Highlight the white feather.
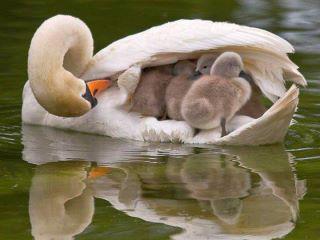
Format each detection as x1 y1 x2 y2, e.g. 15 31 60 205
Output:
82 19 306 102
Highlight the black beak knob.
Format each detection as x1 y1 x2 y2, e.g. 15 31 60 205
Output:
82 83 98 108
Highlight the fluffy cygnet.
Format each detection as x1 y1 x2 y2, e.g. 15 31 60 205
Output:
196 53 266 118
237 80 266 118
131 65 173 119
195 53 219 75
181 52 252 137
165 60 196 120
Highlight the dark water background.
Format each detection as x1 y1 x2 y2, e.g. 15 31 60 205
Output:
0 0 319 239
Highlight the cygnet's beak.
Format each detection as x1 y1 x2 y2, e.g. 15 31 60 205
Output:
191 70 202 79
239 71 254 83
82 79 112 108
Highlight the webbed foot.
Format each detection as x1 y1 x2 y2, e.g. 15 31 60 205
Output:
220 118 227 137
193 128 201 137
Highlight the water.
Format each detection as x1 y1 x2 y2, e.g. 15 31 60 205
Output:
0 0 319 239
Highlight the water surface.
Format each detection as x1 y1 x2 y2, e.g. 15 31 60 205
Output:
0 0 319 239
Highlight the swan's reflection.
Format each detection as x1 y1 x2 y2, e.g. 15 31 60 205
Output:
29 162 94 240
23 125 305 240
22 124 194 165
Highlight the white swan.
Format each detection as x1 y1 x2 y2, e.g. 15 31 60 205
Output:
22 15 307 145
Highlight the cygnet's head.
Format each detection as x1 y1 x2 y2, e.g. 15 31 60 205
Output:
196 54 219 75
173 60 196 76
210 52 244 78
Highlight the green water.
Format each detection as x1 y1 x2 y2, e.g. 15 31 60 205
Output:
0 0 319 239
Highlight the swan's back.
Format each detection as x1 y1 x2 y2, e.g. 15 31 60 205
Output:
82 19 305 102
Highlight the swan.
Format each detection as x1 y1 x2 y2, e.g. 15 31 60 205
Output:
22 15 307 145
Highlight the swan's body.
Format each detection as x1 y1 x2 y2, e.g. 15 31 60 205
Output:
22 15 306 145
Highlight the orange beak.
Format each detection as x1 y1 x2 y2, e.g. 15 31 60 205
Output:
86 79 112 97
88 166 111 179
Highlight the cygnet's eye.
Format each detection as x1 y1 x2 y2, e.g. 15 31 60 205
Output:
203 66 208 69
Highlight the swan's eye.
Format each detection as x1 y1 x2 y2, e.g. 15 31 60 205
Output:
203 66 208 69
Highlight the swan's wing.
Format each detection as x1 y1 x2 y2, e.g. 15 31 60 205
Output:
214 84 299 145
82 19 306 101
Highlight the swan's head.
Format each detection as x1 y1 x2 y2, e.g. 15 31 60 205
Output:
195 54 219 75
28 15 112 117
30 69 111 117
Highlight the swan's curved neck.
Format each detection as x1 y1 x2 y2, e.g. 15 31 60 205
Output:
27 15 94 117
